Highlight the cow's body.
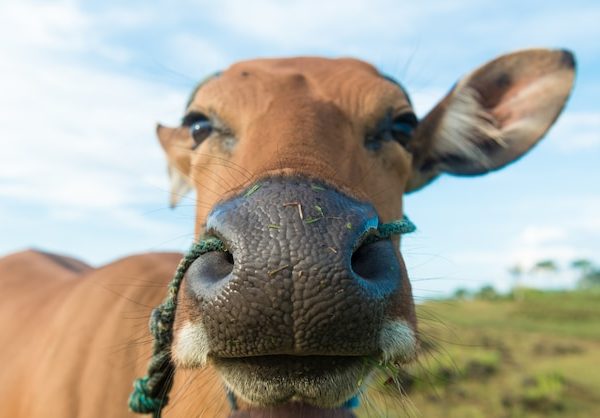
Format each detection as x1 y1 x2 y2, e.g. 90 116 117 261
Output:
0 50 574 417
0 251 229 417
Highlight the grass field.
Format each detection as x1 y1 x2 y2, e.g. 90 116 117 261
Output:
357 289 600 417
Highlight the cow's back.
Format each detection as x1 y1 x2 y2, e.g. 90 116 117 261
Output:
0 250 227 417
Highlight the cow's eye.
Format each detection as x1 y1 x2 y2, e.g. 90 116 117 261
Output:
390 112 418 146
182 112 214 149
365 112 418 151
190 119 213 148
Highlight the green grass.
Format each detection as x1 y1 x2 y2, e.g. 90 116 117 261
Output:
357 289 600 418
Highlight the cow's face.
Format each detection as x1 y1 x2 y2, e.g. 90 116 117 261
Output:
157 50 574 412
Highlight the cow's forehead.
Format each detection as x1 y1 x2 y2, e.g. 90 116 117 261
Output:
187 57 413 119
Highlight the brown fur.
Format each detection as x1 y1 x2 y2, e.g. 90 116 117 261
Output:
0 49 574 417
0 250 230 416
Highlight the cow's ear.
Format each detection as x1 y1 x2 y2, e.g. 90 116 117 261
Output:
156 123 194 208
407 49 576 192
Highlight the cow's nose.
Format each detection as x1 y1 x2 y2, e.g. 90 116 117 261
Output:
184 177 402 357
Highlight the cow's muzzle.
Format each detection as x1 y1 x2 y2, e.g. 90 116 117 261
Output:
187 177 402 357
179 176 411 407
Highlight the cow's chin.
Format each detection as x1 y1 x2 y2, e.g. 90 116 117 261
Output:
213 354 369 409
227 402 357 418
173 319 418 410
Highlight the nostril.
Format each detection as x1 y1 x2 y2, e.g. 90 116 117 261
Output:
351 240 394 281
224 250 234 266
188 249 235 285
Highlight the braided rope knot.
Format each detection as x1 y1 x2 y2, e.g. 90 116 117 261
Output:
362 216 416 245
376 217 417 237
129 216 415 417
129 376 167 414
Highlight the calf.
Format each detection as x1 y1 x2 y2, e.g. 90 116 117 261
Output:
0 49 574 417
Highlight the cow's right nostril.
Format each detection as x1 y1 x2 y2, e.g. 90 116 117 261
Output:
350 240 396 282
223 251 234 266
188 250 235 285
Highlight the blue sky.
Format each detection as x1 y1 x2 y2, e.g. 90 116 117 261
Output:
1 0 598 299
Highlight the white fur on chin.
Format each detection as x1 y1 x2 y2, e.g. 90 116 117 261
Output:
173 321 210 368
378 319 418 363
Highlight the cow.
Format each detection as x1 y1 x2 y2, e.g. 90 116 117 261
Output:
0 49 575 417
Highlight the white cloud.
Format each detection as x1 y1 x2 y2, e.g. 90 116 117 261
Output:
547 111 600 151
167 33 233 76
0 1 188 224
447 250 505 266
0 59 184 207
200 0 472 56
503 5 600 55
0 1 141 63
519 225 568 246
205 0 410 50
0 1 89 52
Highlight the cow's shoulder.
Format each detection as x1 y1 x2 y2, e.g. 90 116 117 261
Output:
0 249 91 286
68 252 183 308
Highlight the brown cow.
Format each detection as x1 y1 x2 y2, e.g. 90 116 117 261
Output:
0 49 575 417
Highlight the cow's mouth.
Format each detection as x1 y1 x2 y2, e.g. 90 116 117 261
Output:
213 354 370 411
228 402 356 418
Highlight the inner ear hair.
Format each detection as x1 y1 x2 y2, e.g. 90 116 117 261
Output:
433 86 506 174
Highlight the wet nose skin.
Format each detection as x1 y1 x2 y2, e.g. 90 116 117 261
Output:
185 177 402 357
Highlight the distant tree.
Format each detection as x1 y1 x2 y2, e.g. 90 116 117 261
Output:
508 264 525 300
453 288 470 300
571 259 600 289
475 285 498 300
508 264 524 278
531 259 559 274
578 270 600 289
571 259 593 275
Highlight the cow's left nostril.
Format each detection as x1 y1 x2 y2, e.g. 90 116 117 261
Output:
350 240 396 282
188 250 235 285
224 250 234 265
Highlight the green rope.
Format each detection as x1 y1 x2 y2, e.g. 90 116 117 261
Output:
376 217 416 237
128 237 225 418
128 217 415 417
